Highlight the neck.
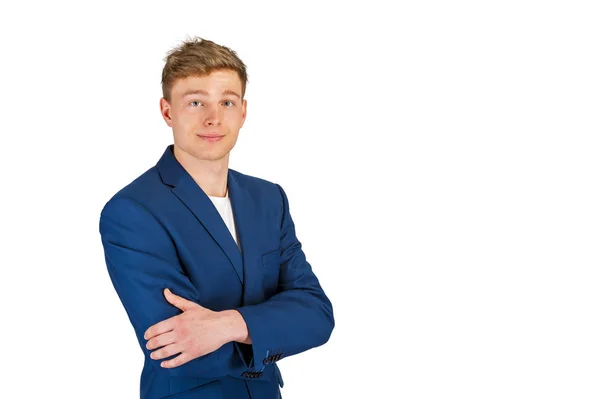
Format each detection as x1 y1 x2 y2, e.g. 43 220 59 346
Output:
173 145 229 198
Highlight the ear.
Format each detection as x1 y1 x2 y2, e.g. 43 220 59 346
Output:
240 99 247 127
160 97 173 127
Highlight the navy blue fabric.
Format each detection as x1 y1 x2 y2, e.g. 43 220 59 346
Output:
99 145 334 398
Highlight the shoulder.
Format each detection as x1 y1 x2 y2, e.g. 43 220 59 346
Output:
229 169 291 215
99 166 165 218
229 168 283 196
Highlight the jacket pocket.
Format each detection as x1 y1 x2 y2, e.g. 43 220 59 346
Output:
165 377 222 398
262 248 280 267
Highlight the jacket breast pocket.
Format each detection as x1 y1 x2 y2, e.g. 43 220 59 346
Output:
261 248 281 298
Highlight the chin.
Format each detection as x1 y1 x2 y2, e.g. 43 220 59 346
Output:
195 150 230 162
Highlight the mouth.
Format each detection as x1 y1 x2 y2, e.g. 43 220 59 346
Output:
197 134 224 143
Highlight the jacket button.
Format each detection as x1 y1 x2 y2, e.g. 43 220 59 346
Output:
242 371 263 379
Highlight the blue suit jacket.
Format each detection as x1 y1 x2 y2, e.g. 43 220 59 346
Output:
99 145 334 399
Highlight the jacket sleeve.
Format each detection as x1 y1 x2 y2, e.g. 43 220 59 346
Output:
99 196 234 378
235 183 335 369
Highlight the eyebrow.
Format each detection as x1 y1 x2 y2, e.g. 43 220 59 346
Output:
182 89 241 99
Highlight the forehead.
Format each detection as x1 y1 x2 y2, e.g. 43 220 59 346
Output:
171 70 242 96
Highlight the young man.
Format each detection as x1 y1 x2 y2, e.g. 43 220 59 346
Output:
98 37 334 399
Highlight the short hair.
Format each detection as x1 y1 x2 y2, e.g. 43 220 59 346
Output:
161 36 248 102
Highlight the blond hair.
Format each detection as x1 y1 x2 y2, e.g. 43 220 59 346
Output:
161 36 248 102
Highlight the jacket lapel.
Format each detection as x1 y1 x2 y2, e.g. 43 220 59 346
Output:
156 145 244 285
227 169 261 305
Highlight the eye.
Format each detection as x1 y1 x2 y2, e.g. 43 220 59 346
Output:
189 101 203 107
223 100 235 107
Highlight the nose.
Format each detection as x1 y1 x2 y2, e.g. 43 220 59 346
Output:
204 104 222 127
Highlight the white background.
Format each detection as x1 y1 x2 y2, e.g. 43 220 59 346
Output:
1 1 599 398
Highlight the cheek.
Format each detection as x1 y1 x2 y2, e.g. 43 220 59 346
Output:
176 110 200 130
225 111 244 127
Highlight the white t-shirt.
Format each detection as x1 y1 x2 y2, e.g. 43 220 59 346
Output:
207 188 240 250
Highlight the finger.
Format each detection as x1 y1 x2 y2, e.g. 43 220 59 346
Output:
146 330 177 351
150 343 182 361
164 288 196 312
161 351 193 368
144 316 177 340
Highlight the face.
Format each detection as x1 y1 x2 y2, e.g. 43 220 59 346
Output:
160 69 247 163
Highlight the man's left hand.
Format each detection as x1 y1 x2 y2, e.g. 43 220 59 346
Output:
143 288 240 368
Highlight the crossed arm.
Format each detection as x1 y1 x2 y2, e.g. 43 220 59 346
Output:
142 287 250 368
99 184 334 376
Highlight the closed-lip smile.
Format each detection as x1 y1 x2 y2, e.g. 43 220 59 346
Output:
197 134 224 142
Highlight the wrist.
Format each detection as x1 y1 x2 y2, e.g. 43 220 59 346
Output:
220 309 250 344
